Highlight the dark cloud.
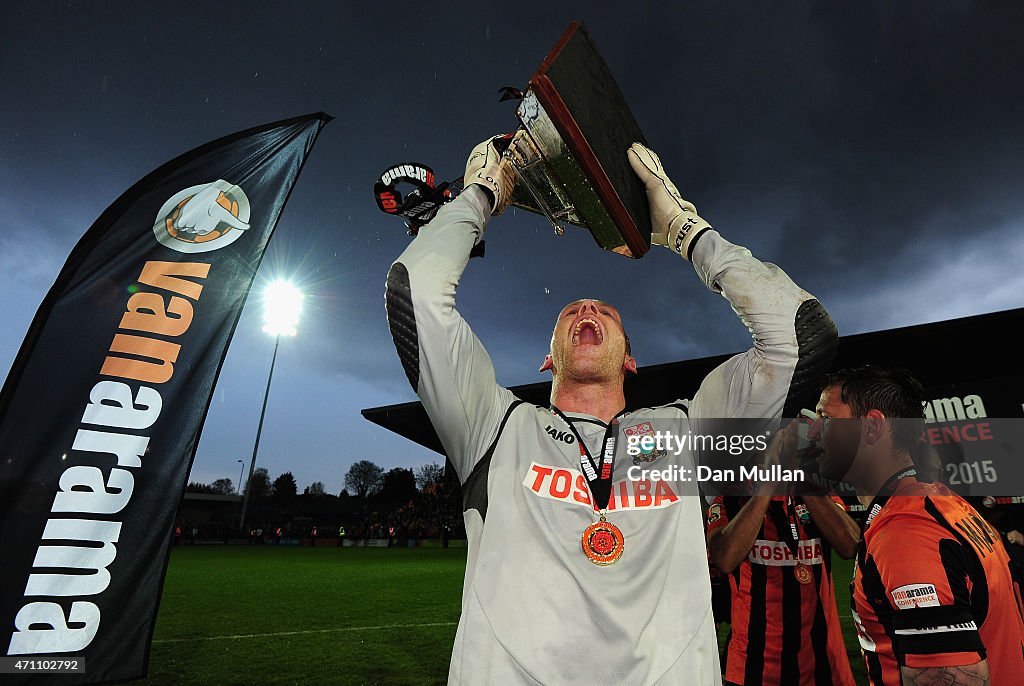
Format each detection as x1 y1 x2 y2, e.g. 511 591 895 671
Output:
2 2 1023 487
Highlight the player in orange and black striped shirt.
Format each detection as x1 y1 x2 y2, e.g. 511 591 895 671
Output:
707 432 861 686
809 365 1024 685
852 478 1024 685
708 415 860 686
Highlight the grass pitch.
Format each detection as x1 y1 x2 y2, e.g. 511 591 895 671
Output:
144 547 464 685
143 546 865 685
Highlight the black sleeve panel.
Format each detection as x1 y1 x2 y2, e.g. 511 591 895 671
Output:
780 299 838 419
462 400 525 522
385 261 419 391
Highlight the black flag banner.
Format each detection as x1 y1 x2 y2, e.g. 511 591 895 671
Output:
0 112 330 683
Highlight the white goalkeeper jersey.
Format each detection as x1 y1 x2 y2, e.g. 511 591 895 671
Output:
384 188 836 685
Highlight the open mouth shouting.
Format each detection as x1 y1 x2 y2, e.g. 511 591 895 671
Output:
572 317 604 346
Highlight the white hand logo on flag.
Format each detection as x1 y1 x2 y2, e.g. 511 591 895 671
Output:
173 183 250 235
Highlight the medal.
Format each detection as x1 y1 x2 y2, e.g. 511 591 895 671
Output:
582 513 624 565
769 499 813 584
552 407 625 566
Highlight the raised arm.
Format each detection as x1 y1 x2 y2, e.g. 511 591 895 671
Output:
687 232 836 420
384 137 518 480
801 495 860 559
628 143 837 422
706 495 771 574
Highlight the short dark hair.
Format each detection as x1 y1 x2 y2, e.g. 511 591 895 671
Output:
822 365 926 453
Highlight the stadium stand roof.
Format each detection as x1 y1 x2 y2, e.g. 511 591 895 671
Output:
361 307 1023 455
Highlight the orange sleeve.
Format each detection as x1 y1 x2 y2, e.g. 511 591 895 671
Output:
868 514 984 669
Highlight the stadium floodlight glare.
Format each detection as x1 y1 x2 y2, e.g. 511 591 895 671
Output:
239 281 303 530
262 280 304 337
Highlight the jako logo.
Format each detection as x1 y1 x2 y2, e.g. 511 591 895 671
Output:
544 425 575 444
153 180 250 253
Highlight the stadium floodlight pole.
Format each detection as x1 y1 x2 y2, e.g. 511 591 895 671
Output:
236 459 245 495
238 280 303 531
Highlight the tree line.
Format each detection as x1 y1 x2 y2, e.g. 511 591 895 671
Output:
185 460 446 501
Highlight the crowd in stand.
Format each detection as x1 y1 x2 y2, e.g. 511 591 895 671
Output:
345 482 465 540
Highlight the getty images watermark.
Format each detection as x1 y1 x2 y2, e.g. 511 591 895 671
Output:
623 429 807 484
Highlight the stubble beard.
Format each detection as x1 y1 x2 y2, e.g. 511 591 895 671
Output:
557 342 625 386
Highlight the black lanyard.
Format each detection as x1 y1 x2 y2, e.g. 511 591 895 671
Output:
856 467 918 573
551 407 620 512
864 467 918 531
765 497 802 556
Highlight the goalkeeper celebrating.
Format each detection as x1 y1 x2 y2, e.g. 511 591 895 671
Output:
384 136 837 684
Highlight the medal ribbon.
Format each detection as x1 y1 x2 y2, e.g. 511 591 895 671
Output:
765 497 802 556
856 466 918 574
551 407 620 512
864 467 918 530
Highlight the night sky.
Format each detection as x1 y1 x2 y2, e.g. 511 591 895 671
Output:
2 2 1023 493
